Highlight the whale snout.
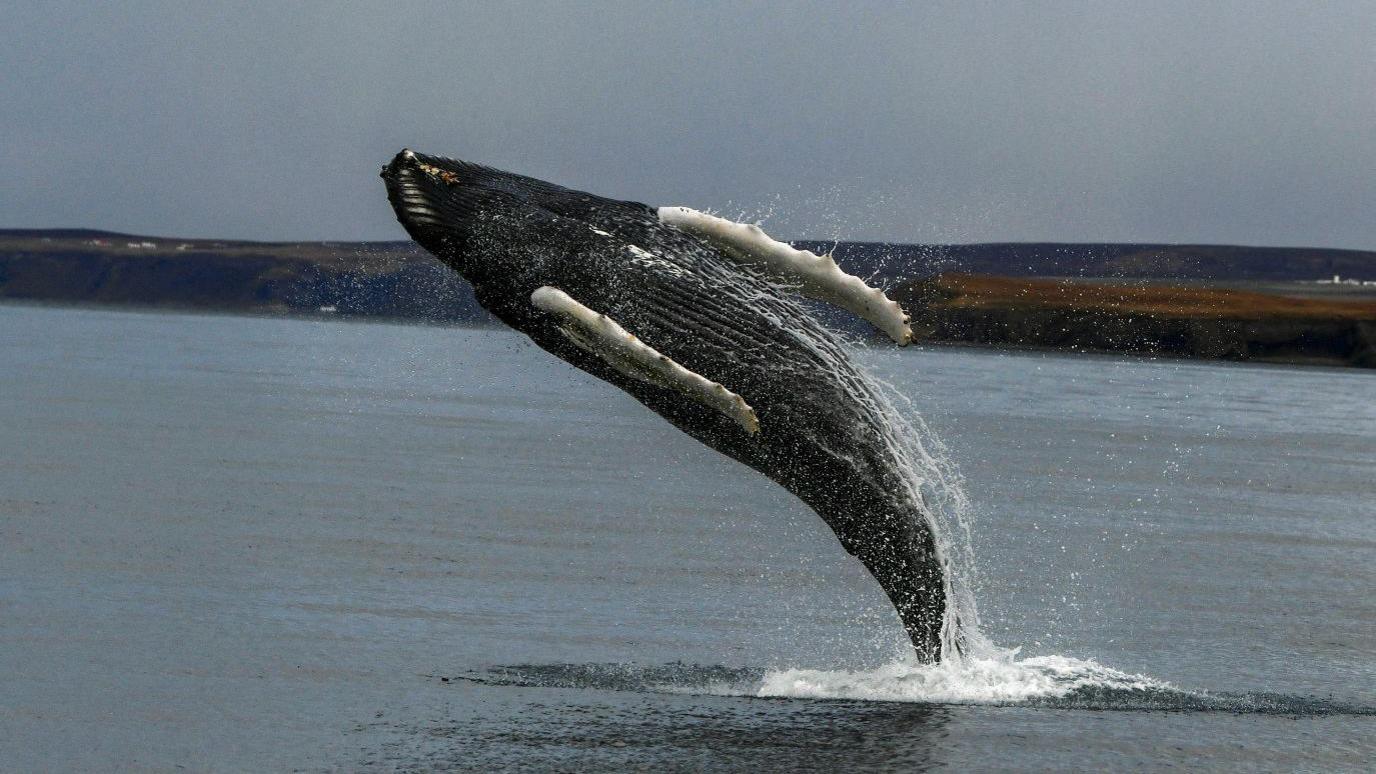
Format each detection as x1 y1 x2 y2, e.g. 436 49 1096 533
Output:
379 147 417 176
381 149 484 253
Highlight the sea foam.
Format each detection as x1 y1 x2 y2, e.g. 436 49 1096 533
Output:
756 653 1169 704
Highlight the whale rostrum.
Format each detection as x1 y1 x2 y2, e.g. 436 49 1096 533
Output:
657 206 913 345
530 286 761 434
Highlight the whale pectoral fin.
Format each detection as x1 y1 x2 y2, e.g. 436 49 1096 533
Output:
530 286 760 435
657 206 913 345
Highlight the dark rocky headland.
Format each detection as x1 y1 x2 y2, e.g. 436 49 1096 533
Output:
3 229 1374 368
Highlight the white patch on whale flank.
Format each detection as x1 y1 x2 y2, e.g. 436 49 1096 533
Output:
530 286 760 434
656 206 913 345
624 243 690 277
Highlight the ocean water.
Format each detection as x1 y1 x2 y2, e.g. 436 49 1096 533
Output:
1 303 1372 771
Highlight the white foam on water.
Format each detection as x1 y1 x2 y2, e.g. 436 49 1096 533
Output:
756 653 1171 704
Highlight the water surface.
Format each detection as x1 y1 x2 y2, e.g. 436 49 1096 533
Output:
1 304 1372 770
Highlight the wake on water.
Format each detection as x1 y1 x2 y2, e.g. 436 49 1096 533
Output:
454 660 1374 716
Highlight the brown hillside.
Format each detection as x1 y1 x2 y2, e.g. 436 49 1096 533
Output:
914 273 1376 321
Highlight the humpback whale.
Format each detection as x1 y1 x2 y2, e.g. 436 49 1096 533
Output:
381 150 951 662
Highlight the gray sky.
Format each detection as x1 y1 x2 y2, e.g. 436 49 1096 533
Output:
3 1 1373 248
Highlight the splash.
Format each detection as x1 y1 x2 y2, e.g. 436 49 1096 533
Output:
686 211 989 662
864 367 990 662
757 654 1166 704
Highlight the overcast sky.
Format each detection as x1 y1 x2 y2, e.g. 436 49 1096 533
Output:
3 1 1373 248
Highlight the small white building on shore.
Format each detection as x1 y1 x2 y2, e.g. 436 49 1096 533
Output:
1314 274 1376 286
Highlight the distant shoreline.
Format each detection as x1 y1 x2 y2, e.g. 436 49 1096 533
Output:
7 297 1367 377
0 296 492 330
3 228 1373 369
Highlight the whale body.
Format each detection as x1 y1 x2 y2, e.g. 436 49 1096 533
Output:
381 150 950 661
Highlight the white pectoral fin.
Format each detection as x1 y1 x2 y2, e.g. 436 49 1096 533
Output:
657 206 913 345
530 286 760 434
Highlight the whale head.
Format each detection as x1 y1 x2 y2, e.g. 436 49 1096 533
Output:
379 150 499 274
381 148 659 290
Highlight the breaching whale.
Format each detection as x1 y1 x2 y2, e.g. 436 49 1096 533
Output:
381 150 950 661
